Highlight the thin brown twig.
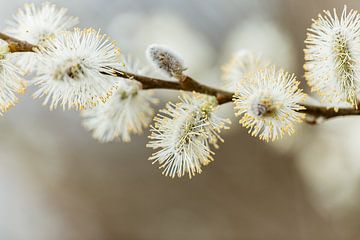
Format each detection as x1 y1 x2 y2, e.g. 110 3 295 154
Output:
1 32 360 121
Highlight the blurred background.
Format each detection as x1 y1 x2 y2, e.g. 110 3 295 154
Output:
1 0 360 239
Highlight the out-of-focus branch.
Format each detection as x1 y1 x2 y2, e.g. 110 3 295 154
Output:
2 32 360 122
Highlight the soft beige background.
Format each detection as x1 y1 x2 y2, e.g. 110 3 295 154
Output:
1 0 360 239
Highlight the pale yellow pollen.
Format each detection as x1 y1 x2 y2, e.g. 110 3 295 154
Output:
333 31 357 107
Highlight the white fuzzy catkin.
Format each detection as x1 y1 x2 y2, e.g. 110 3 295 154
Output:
33 28 121 110
5 2 79 73
0 41 26 114
222 49 269 92
81 57 158 142
146 44 186 78
147 93 230 178
233 66 305 142
304 5 360 108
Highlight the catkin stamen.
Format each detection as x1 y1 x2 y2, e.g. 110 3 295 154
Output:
54 58 85 81
333 31 357 106
251 97 277 117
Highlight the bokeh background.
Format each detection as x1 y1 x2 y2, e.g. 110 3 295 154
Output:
1 0 360 239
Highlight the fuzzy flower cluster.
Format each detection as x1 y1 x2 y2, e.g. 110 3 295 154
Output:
33 28 121 110
222 50 268 91
305 5 360 108
5 2 79 73
147 93 230 178
233 67 306 141
82 57 158 142
0 40 26 114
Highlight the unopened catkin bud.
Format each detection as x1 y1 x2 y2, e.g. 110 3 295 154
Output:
146 44 186 78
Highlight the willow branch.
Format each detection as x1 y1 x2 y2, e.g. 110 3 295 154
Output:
110 68 233 104
298 105 360 119
0 33 36 52
1 32 360 121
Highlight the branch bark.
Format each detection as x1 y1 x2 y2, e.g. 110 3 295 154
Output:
299 105 360 119
0 33 36 52
1 32 359 121
110 68 233 104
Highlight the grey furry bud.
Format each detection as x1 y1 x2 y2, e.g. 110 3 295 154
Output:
146 44 186 78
